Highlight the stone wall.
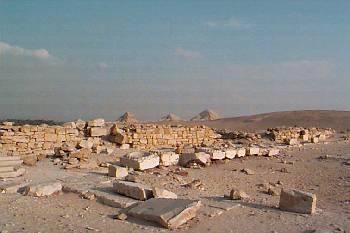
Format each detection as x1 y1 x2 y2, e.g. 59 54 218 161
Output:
0 119 112 158
110 124 218 149
267 127 335 143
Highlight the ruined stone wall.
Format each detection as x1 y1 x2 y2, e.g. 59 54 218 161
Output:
0 119 111 158
267 127 335 143
0 122 83 157
110 124 218 149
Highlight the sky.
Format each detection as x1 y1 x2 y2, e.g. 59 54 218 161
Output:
0 0 350 121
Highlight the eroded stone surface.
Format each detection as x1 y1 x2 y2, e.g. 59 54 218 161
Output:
279 188 316 214
127 198 201 229
113 181 153 201
24 182 62 197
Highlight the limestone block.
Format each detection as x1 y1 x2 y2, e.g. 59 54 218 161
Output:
88 118 105 127
127 198 201 229
236 148 246 157
120 152 159 171
279 189 316 214
108 165 128 178
44 133 57 142
152 187 177 199
113 181 153 200
224 149 237 159
179 152 210 167
89 127 107 137
246 147 260 156
24 182 62 197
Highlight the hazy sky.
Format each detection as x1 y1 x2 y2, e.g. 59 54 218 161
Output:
0 0 350 121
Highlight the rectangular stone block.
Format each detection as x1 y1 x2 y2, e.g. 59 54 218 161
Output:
279 189 316 214
246 147 260 156
127 198 201 229
89 127 107 137
108 165 128 178
120 152 159 171
225 149 237 159
113 181 153 201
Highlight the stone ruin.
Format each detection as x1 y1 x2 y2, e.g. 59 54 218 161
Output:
110 124 218 149
267 127 335 144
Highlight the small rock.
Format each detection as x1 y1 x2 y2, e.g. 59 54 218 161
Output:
114 213 128 221
152 187 177 199
241 168 255 175
229 189 249 200
267 186 280 196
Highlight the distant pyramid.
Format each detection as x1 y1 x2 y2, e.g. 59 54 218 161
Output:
161 113 182 122
190 109 220 121
118 112 138 123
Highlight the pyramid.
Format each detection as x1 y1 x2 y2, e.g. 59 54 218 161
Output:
161 113 182 122
190 109 220 121
118 112 138 123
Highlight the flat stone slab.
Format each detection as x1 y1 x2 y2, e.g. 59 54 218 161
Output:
0 181 30 194
113 181 153 201
24 181 62 197
127 198 201 229
0 166 14 172
90 188 139 208
207 200 241 211
0 160 23 167
279 188 316 214
0 168 25 178
0 156 21 161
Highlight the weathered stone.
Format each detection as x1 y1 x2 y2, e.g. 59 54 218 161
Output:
108 165 128 178
197 148 225 160
119 144 130 150
78 139 94 149
120 152 159 171
154 150 179 166
0 168 25 178
152 187 177 199
287 138 299 145
90 189 139 208
236 148 246 157
127 198 201 229
24 182 62 197
229 189 249 200
224 149 237 159
311 137 319 143
0 181 29 194
0 156 21 161
89 127 107 137
267 186 280 196
246 147 260 156
87 118 105 127
0 159 23 167
22 154 37 166
267 148 280 157
113 181 153 201
179 152 210 167
241 168 255 175
69 148 90 160
0 166 14 172
279 188 316 214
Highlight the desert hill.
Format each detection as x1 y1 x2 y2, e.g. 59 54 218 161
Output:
195 110 350 131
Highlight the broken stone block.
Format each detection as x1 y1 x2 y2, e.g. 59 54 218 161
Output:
246 147 260 156
197 148 225 160
311 137 319 143
87 118 105 127
120 151 159 171
0 181 30 194
266 148 280 157
78 139 94 149
229 189 249 200
279 188 316 214
152 149 179 166
89 127 107 137
179 152 210 167
119 144 130 150
75 119 86 130
108 165 128 178
287 138 299 145
24 182 62 197
22 154 38 166
69 148 90 160
90 189 139 208
113 181 153 201
236 148 246 157
152 187 177 199
127 198 201 229
224 149 237 159
0 167 25 179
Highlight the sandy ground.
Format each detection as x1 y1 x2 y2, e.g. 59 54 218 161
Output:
1 137 349 233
